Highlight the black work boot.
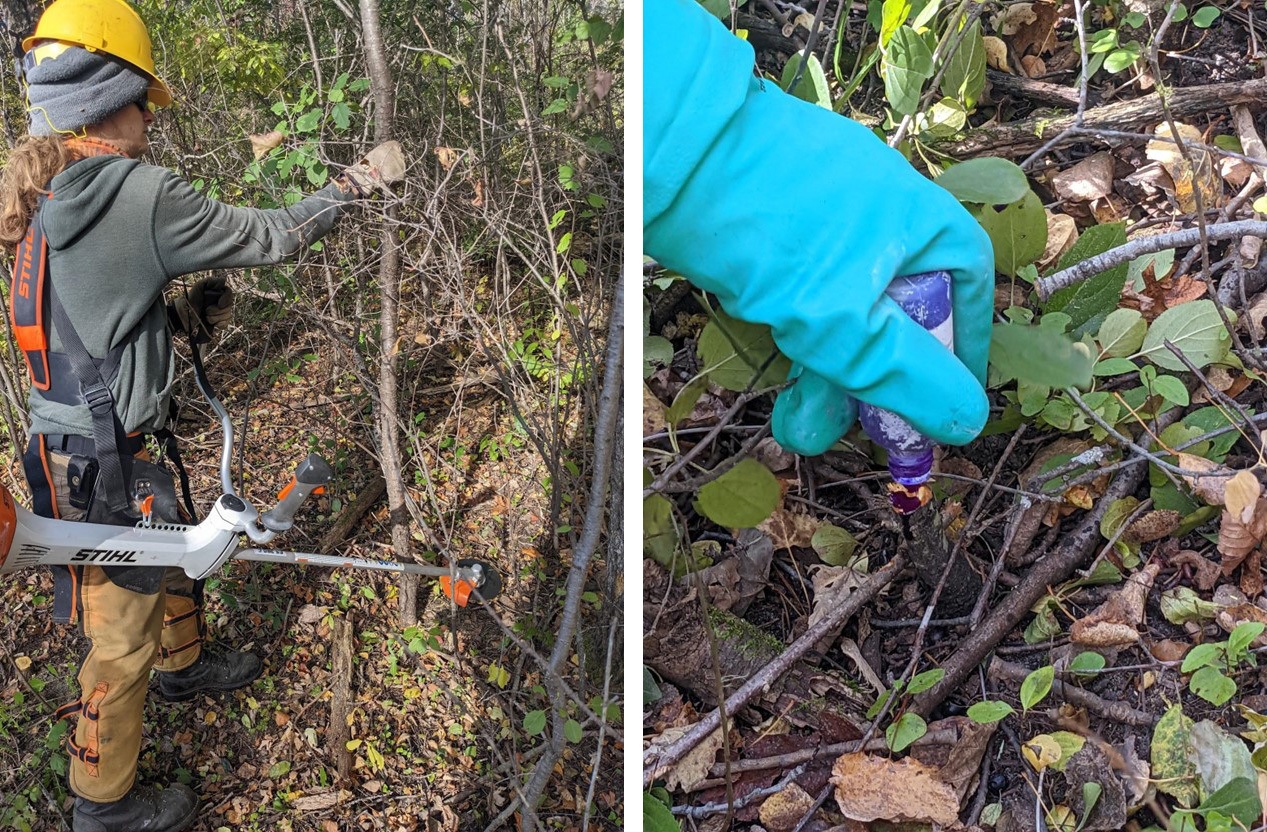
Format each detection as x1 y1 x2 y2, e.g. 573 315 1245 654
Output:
73 781 198 832
155 643 262 702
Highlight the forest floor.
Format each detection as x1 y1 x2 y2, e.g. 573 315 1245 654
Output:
644 2 1267 831
0 310 622 831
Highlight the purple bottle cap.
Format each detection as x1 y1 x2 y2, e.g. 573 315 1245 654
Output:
888 448 933 487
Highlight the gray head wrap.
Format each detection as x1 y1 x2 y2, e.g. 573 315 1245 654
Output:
24 45 149 136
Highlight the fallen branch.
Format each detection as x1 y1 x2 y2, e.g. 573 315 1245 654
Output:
939 77 1267 159
909 411 1180 719
988 657 1154 726
1035 220 1267 299
642 554 905 787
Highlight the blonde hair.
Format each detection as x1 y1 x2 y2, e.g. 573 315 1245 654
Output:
0 136 70 246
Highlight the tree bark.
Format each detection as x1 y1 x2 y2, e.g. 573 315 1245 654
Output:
357 0 417 624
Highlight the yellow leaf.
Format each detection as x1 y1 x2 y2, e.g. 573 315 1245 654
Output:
204 711 217 725
434 146 459 169
1022 733 1062 771
345 739 362 751
1225 469 1262 524
14 655 31 672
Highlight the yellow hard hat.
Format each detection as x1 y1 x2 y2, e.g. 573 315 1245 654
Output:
23 0 171 107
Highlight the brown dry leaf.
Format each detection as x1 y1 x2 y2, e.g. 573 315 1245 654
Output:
752 436 795 472
1170 549 1222 591
1125 510 1180 543
471 178 484 208
433 146 459 169
909 717 997 801
1070 562 1160 647
759 783 816 832
1120 262 1207 320
983 36 1010 71
248 129 285 159
644 384 667 436
1225 470 1262 524
939 457 982 499
1240 549 1263 598
1039 212 1080 269
1051 152 1117 203
1177 453 1235 505
694 528 773 614
659 723 724 791
292 791 342 812
995 1 1058 56
759 508 819 550
831 753 960 826
1217 496 1267 569
572 68 615 118
1219 155 1253 188
1149 638 1191 663
808 564 867 630
1146 123 1223 213
1247 292 1267 340
1021 54 1047 77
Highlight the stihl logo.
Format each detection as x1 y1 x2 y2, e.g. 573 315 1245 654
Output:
71 549 140 563
14 225 34 299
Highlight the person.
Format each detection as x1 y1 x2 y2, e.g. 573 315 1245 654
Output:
0 1 402 829
644 0 995 457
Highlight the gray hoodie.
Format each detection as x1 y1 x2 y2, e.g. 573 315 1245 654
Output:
31 155 352 437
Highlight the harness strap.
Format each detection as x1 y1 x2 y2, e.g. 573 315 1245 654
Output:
46 276 132 515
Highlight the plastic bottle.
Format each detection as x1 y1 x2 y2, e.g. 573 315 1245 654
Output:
856 271 953 514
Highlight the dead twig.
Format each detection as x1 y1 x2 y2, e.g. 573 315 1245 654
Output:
989 657 1154 726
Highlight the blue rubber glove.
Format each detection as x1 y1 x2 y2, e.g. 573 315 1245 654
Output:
645 0 995 455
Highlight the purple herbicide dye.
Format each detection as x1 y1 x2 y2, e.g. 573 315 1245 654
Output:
856 271 953 514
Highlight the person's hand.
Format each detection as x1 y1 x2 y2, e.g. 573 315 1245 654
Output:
645 0 994 456
173 276 233 343
338 140 406 197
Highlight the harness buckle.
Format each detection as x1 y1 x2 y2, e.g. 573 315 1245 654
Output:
134 479 154 527
80 383 114 415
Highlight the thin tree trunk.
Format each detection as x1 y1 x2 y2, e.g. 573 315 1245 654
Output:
357 0 418 624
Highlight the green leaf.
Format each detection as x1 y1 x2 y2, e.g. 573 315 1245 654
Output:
644 791 682 832
967 700 1015 723
886 712 927 752
644 494 680 568
1228 622 1266 660
939 18 985 108
1198 778 1263 825
1024 603 1062 644
564 718 583 744
268 760 292 779
990 323 1093 387
879 0 912 46
1153 704 1200 807
697 311 790 392
1094 358 1138 376
811 523 859 566
1097 308 1147 358
666 378 706 425
331 102 351 131
936 157 1029 206
694 458 781 528
1161 587 1222 624
973 190 1047 277
294 108 322 133
644 666 663 705
883 26 934 116
1049 731 1087 772
1044 222 1130 335
644 336 674 378
921 97 966 138
907 668 945 694
1151 375 1190 407
1079 782 1103 831
1020 665 1055 712
1191 5 1221 26
1104 43 1141 74
1069 651 1106 676
523 710 548 736
541 98 569 116
1190 666 1236 706
1137 300 1231 371
781 52 832 109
